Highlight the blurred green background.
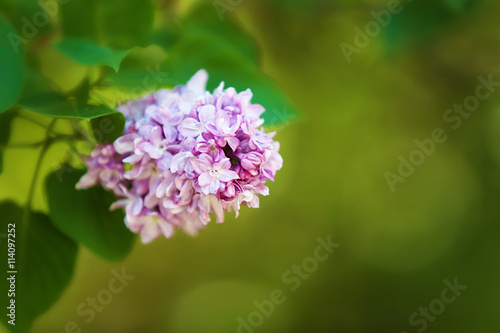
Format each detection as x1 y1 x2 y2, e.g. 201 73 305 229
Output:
2 0 500 332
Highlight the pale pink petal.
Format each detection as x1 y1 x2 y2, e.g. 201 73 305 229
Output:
157 153 172 171
171 152 193 173
208 195 224 223
198 172 213 187
209 179 220 193
179 92 197 114
143 145 164 159
150 126 164 145
113 134 136 154
110 199 128 211
76 170 100 189
158 220 174 238
163 126 178 143
186 69 208 96
123 154 142 164
131 197 143 215
141 219 161 244
214 158 231 171
190 155 212 174
226 136 240 151
198 105 216 124
178 118 203 137
217 169 239 182
155 179 168 198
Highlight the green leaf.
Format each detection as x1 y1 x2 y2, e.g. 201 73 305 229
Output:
383 0 479 52
105 68 163 92
59 0 154 49
90 112 125 144
150 25 181 52
441 0 477 12
59 0 99 41
257 0 326 12
54 38 131 72
74 77 90 107
0 110 17 174
19 93 118 120
0 201 78 333
99 0 155 49
104 51 172 93
45 169 135 261
164 31 297 125
182 3 260 64
0 0 53 43
0 15 25 112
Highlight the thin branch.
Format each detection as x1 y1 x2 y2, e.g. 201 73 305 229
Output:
20 119 58 263
0 135 77 151
17 112 50 130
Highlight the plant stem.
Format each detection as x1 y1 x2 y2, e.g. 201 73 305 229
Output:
0 135 77 152
0 142 43 150
17 111 50 129
66 141 87 165
20 119 57 262
70 119 96 146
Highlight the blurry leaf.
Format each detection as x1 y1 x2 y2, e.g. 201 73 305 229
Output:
150 26 181 51
0 110 17 174
264 105 297 128
165 31 297 125
262 0 326 12
0 0 53 43
21 66 52 98
441 0 477 11
384 0 452 51
19 93 118 120
0 201 78 333
54 38 131 72
45 169 135 261
106 69 157 91
0 15 25 112
59 0 99 41
182 3 260 64
105 66 172 93
90 112 125 143
100 0 155 49
384 0 479 52
104 48 171 93
74 77 90 107
59 0 154 49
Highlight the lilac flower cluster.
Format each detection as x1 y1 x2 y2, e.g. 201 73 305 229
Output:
77 70 283 243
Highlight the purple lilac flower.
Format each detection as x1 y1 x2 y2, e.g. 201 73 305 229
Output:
77 70 283 243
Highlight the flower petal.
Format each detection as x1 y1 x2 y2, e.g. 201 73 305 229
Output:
178 118 203 137
190 154 213 174
171 151 192 173
76 172 98 189
226 136 240 152
113 134 137 154
209 178 220 194
140 218 161 244
179 92 197 114
198 104 216 124
198 172 213 187
217 169 239 182
214 158 231 171
157 152 172 171
163 125 178 143
158 220 174 239
143 144 164 159
150 126 164 145
186 69 208 96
